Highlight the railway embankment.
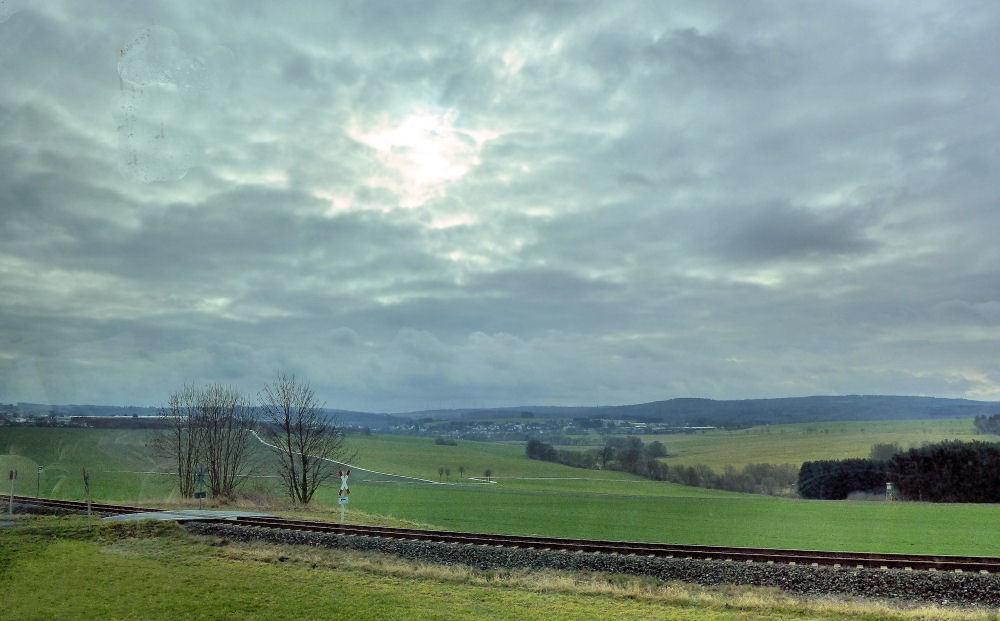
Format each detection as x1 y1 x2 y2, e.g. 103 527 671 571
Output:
186 521 1000 608
9 495 1000 608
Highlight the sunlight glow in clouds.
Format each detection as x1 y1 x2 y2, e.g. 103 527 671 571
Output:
352 108 499 208
6 1 1000 410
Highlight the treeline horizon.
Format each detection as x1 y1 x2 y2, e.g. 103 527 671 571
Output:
525 438 798 496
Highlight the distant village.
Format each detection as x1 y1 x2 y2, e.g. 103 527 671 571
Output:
0 403 714 440
387 415 714 442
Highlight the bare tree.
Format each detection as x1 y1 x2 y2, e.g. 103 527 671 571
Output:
258 372 351 504
199 384 257 498
153 383 256 499
152 385 202 497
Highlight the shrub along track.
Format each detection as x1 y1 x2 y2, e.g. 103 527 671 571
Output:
6 495 1000 606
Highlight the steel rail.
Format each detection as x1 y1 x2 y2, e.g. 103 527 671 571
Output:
3 494 153 515
6 495 999 573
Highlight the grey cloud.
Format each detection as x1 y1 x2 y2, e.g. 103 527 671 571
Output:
930 300 1000 325
645 27 795 89
708 203 881 262
328 327 362 348
281 54 317 88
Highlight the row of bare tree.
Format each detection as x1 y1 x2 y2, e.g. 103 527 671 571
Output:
153 373 351 504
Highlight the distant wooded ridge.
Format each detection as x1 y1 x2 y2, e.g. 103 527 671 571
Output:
5 395 1000 428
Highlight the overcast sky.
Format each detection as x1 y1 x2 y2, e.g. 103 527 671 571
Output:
2 1 999 412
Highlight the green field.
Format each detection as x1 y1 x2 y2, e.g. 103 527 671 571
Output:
5 425 1000 557
335 484 1000 556
0 428 177 502
647 418 984 469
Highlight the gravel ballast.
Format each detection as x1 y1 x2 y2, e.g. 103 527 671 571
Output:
184 522 1000 607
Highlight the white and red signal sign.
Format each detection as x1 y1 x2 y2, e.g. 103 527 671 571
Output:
338 470 350 505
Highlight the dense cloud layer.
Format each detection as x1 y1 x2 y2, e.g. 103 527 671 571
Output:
2 2 999 411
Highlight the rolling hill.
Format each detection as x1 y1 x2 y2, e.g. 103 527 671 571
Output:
7 394 999 429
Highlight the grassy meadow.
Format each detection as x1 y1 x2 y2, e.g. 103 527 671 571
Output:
646 418 985 469
0 428 176 502
5 422 1000 557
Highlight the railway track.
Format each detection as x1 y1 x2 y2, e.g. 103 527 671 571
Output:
3 494 153 516
6 494 999 573
222 515 1000 573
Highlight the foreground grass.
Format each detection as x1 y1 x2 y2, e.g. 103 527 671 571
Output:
2 515 996 620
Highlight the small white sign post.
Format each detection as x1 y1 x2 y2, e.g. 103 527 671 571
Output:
36 465 43 498
338 469 350 524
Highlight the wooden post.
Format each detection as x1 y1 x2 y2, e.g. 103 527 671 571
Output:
82 468 92 527
8 470 16 515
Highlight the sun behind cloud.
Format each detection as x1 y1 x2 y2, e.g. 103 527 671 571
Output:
351 107 499 208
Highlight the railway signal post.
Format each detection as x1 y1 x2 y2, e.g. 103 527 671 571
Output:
338 469 350 524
